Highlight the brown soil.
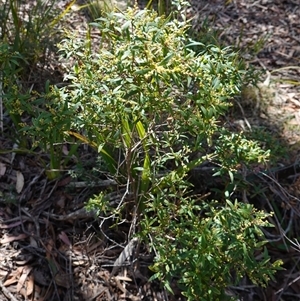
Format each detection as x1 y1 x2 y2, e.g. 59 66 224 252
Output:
0 1 300 300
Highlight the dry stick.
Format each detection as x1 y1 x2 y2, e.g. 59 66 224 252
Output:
0 279 18 301
86 287 108 301
98 186 132 247
111 237 139 278
232 98 252 131
19 169 45 203
262 189 294 245
113 276 141 301
275 257 300 297
20 207 41 238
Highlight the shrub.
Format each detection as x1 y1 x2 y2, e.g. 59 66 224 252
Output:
0 0 74 66
0 0 76 175
49 7 281 300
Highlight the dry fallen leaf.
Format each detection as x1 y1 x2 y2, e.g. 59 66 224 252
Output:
17 266 33 293
0 233 28 244
16 171 25 193
62 144 69 155
26 273 35 297
55 272 71 288
30 236 38 248
0 220 22 229
11 143 19 163
58 231 72 246
0 162 6 177
3 267 24 286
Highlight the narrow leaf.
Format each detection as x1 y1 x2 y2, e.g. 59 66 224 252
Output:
16 171 24 193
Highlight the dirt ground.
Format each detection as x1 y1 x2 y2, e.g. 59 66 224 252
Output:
0 0 300 300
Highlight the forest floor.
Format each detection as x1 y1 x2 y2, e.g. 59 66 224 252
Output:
0 0 300 300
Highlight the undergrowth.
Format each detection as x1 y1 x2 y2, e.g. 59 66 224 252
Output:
53 5 281 300
0 0 286 300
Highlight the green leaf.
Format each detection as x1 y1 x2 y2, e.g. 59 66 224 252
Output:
136 120 151 206
164 280 174 294
50 0 77 28
121 117 132 149
228 170 234 183
97 144 117 175
159 53 175 66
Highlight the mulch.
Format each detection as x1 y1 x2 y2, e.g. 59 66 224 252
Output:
0 0 300 300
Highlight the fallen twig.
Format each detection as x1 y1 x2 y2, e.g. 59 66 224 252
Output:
0 279 19 301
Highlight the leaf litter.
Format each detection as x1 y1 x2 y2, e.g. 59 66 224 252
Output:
0 0 300 300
